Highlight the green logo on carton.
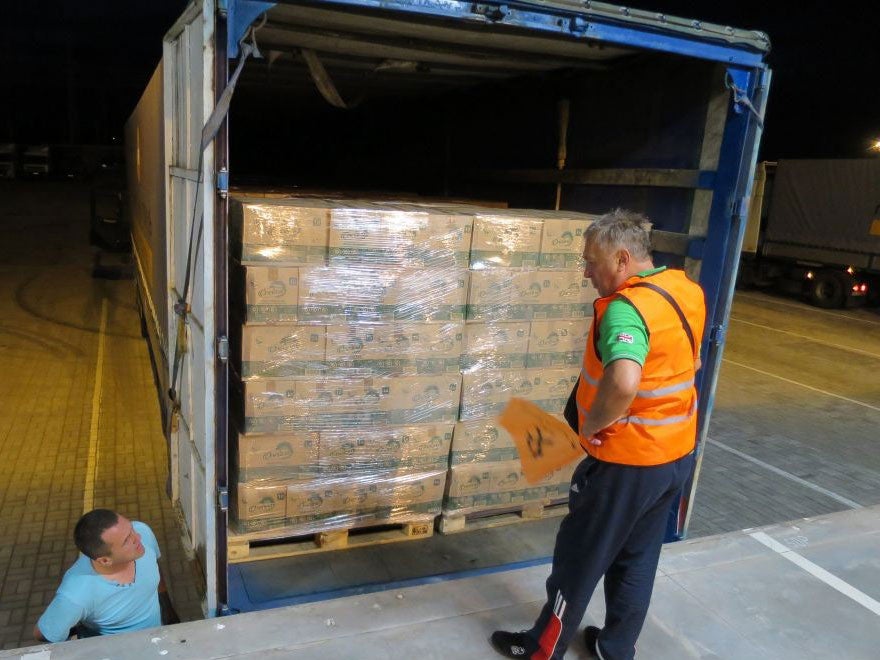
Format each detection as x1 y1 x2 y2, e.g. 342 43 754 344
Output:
249 496 280 514
259 281 287 298
552 231 574 247
263 442 294 461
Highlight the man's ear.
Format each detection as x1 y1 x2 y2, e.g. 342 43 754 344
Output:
616 249 631 271
95 555 112 567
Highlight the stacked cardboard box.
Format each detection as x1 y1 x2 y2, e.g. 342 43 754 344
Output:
229 196 598 533
229 196 466 535
444 418 576 514
440 208 597 519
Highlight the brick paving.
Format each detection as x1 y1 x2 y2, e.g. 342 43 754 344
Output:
688 296 880 539
0 181 203 650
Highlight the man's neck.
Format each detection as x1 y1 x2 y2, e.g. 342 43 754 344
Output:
91 558 135 578
629 260 655 277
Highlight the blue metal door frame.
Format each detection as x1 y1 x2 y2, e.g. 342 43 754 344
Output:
217 0 771 611
670 64 771 541
222 0 767 67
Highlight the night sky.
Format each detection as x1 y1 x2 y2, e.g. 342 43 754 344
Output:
1 0 877 160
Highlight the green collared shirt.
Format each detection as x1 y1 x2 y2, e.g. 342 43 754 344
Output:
597 266 666 367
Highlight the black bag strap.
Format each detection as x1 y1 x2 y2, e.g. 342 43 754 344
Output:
626 282 696 356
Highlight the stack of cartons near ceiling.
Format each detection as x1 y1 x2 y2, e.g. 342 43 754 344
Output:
445 206 598 522
228 195 598 539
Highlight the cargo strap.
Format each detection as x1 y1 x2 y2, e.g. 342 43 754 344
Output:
167 25 262 430
301 48 363 109
725 72 764 130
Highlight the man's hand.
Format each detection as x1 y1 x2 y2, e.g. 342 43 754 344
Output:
581 358 642 447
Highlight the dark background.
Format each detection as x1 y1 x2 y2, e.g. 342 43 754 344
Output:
0 0 877 160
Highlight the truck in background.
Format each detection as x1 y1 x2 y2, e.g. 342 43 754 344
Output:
740 159 880 307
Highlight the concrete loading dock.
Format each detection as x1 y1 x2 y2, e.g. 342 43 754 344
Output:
4 506 879 659
1 181 879 654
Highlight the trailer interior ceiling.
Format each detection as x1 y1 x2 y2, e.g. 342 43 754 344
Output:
229 1 766 242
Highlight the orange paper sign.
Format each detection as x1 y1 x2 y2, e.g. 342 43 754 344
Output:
498 397 584 484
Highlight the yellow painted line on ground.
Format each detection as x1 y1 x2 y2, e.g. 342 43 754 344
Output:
723 358 880 413
83 298 108 515
729 316 880 360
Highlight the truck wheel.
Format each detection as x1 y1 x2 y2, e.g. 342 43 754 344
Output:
809 272 845 308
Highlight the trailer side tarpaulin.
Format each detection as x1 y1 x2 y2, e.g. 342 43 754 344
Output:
766 159 880 253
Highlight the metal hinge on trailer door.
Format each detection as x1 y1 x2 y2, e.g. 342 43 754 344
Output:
709 325 726 346
217 336 229 363
218 487 229 512
216 168 229 199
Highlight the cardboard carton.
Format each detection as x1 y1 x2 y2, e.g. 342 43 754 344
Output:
239 325 326 378
461 322 530 370
328 205 471 268
390 204 474 267
230 197 329 265
325 322 463 375
526 319 589 368
236 432 320 480
460 369 534 420
539 217 593 269
459 368 578 420
242 265 299 324
524 367 580 415
379 374 462 425
320 423 453 472
298 266 467 323
444 461 550 512
235 481 288 529
467 270 597 322
469 215 542 269
242 375 461 433
450 419 518 465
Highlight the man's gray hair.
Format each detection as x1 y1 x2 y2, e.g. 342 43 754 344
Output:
583 208 652 260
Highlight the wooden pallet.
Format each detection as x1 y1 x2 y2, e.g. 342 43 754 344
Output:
228 519 434 563
438 499 569 534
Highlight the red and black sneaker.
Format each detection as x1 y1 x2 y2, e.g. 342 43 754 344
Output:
490 630 539 658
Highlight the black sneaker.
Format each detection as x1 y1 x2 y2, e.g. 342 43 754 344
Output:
490 630 539 658
583 626 602 659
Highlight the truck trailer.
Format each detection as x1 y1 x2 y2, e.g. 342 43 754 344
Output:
741 159 880 307
127 0 771 616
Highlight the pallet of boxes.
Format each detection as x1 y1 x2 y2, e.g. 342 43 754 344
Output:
226 195 598 558
440 207 598 533
228 196 468 561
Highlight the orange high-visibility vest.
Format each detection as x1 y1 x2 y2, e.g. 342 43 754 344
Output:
576 269 706 466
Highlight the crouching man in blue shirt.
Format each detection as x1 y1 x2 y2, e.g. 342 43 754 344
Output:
34 509 180 642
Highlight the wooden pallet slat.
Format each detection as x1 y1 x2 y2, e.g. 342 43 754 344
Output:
228 518 434 563
438 499 568 535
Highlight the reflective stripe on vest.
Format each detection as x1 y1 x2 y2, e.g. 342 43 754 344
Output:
581 368 694 398
617 403 696 427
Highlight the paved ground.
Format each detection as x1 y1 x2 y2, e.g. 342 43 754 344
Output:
1 180 878 651
688 291 880 538
0 181 204 650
